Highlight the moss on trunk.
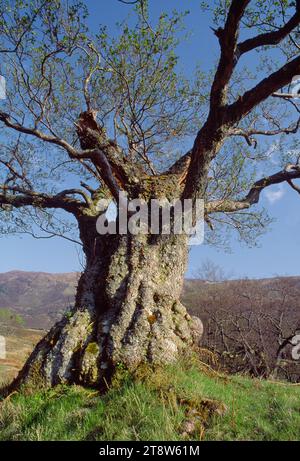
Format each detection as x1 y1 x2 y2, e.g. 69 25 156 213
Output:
11 222 203 390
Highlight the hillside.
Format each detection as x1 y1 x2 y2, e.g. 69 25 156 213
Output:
0 273 299 441
1 270 300 330
0 271 299 383
183 277 300 381
0 271 79 329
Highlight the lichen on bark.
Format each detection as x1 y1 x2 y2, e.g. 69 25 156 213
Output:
11 229 203 390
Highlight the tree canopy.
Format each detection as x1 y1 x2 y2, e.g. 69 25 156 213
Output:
0 0 300 247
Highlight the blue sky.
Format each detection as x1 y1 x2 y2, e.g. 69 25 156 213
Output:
0 0 300 279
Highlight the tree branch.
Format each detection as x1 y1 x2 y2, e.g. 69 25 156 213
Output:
226 54 300 124
0 110 145 200
237 1 300 57
185 1 300 201
165 149 192 184
210 0 250 109
117 0 139 3
0 112 79 157
206 164 300 213
287 178 300 194
0 186 84 215
0 1 48 54
55 189 92 207
228 117 300 146
75 111 146 198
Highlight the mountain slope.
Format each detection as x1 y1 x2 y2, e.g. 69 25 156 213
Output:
0 271 79 329
0 271 300 329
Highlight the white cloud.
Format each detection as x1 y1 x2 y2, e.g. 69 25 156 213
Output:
264 185 285 204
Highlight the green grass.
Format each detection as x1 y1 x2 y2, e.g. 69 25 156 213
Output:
0 360 299 441
0 308 25 326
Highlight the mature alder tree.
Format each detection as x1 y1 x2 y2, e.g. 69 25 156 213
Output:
1 0 300 388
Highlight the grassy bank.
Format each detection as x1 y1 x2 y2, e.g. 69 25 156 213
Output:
0 360 299 441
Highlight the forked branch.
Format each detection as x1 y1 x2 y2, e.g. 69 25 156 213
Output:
206 164 300 213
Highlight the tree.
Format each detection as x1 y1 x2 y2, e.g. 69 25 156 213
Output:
194 259 234 282
1 0 300 389
190 277 300 381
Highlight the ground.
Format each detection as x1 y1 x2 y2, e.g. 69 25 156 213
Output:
0 355 299 441
0 326 42 385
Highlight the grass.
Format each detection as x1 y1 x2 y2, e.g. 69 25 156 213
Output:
0 359 299 441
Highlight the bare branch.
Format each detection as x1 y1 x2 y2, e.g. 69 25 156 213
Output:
206 164 300 213
237 1 300 57
229 117 300 146
0 1 48 54
75 111 146 198
210 0 250 109
0 112 79 157
273 92 300 99
0 110 145 199
0 186 84 215
117 0 139 4
18 227 82 246
287 178 300 194
79 43 101 112
165 149 192 185
226 54 300 124
55 189 92 207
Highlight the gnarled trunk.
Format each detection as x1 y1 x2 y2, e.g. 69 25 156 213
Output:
12 221 203 389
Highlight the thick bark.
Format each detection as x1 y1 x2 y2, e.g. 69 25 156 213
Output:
8 110 204 391
11 221 203 389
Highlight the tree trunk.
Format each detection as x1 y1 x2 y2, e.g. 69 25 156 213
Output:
11 222 203 389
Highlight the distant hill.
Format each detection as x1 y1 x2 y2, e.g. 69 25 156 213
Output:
0 271 299 383
182 276 300 317
0 271 79 329
0 270 299 330
183 276 300 381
